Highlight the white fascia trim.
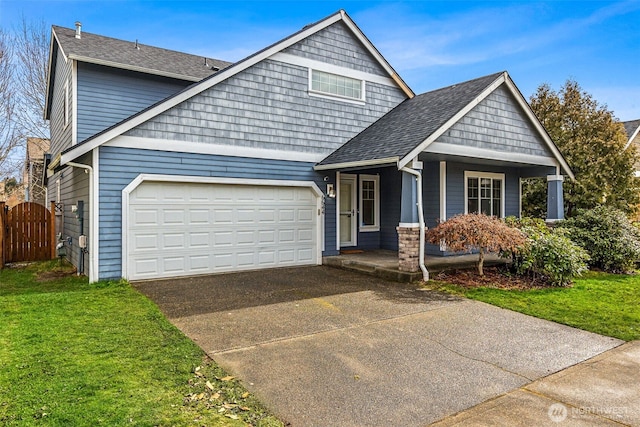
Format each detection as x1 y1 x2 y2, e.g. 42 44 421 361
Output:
68 54 202 82
425 141 560 167
398 73 507 169
624 126 640 150
338 10 414 98
61 12 343 165
271 52 398 88
72 60 78 145
502 76 574 180
44 31 62 119
105 135 325 164
439 161 446 221
121 174 323 279
314 156 399 171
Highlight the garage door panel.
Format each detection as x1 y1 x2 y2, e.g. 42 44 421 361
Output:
127 181 318 280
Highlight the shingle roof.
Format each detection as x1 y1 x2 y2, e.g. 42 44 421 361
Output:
317 72 504 166
52 25 232 81
623 119 640 140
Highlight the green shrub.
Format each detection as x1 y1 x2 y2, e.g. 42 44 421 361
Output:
561 206 640 272
504 217 589 286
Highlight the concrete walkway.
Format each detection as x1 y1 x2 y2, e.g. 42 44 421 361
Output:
135 266 629 426
432 341 640 426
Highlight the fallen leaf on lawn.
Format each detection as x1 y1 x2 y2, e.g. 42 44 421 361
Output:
211 392 220 400
223 403 237 409
354 375 360 380
194 371 204 377
241 392 250 399
225 414 239 420
240 406 250 411
197 393 205 400
220 375 235 382
217 408 226 413
205 381 214 391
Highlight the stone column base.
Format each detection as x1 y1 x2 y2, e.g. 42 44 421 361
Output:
397 226 420 272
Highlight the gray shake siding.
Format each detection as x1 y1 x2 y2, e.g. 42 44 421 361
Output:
126 59 406 154
49 48 73 156
77 63 190 143
283 21 388 76
437 86 553 157
98 146 337 280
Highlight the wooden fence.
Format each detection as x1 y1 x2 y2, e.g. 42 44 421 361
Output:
0 201 55 267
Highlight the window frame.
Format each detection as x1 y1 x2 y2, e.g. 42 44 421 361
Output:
309 68 365 104
358 174 380 232
463 171 505 218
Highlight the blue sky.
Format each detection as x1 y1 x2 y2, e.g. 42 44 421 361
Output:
2 0 639 121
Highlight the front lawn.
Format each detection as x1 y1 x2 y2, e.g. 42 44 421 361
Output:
0 261 283 426
431 271 640 341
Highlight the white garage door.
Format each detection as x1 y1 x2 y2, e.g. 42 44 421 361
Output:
126 180 319 280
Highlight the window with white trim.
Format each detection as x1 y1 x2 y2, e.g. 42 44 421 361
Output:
310 69 364 101
359 174 379 231
465 171 504 217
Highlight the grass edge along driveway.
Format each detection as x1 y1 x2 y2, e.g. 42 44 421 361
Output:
429 271 640 342
0 261 283 427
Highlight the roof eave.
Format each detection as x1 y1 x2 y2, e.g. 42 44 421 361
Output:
68 54 204 82
314 156 399 171
624 125 640 150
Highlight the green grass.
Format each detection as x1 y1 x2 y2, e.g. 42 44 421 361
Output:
0 261 283 426
431 271 640 341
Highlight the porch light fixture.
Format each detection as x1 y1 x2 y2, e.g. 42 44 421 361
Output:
326 183 336 198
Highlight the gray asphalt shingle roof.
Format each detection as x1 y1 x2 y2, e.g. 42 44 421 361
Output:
53 25 232 81
317 71 505 166
623 119 640 140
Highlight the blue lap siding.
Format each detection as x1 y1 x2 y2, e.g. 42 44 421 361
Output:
98 146 337 280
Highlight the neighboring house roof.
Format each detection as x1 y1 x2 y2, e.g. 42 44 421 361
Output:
45 24 233 119
623 119 640 150
26 137 50 164
316 71 574 179
58 9 414 167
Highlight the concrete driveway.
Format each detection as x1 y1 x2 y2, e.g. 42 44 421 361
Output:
135 266 622 426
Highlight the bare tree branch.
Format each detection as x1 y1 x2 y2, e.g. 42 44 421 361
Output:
13 17 50 140
0 28 22 177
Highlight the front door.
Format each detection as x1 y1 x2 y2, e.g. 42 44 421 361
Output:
339 174 357 247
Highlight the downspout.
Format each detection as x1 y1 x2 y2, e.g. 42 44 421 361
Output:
400 166 429 281
66 162 95 282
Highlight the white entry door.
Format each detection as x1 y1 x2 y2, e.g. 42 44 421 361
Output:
126 180 320 280
339 174 357 247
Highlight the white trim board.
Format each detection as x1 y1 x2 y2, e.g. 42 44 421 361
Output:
425 141 560 168
106 135 326 163
121 174 323 280
463 170 506 218
271 52 397 88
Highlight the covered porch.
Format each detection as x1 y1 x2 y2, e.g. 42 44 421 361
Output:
323 249 507 282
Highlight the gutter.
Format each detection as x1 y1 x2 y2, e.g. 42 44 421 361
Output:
399 165 429 281
66 161 98 283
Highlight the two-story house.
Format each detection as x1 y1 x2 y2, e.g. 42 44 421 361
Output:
45 10 572 282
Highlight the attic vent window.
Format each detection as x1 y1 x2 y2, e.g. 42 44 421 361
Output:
310 69 364 102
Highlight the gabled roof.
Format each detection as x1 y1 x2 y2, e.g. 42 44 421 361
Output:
59 10 414 166
26 138 50 163
44 25 233 119
316 71 574 179
623 119 640 150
